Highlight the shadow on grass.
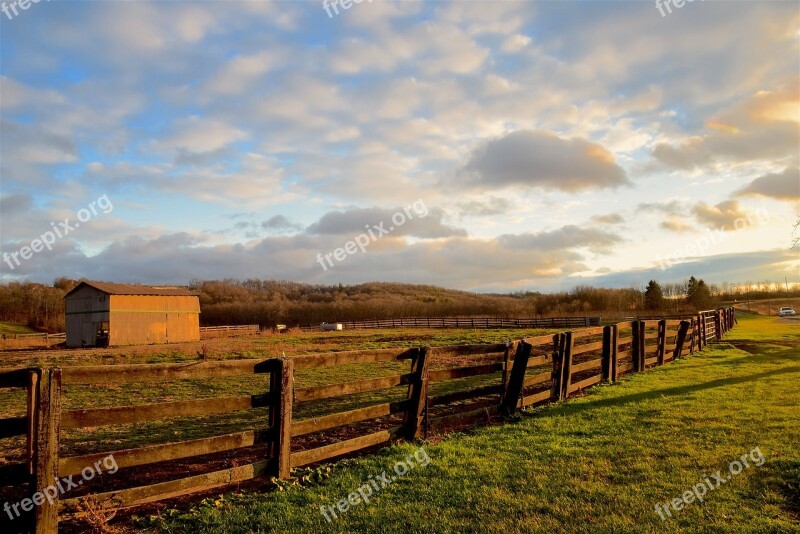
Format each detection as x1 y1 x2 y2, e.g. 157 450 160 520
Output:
526 365 800 417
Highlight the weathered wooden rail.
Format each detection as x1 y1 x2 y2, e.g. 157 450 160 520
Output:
0 308 735 533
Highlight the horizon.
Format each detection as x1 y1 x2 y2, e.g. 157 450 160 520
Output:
1 1 798 292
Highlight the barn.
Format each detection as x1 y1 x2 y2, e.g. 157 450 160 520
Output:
64 281 200 347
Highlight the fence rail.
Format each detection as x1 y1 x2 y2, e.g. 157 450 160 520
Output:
0 332 65 341
312 316 601 330
1 308 735 533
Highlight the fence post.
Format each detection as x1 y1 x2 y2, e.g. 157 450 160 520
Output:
610 324 619 381
27 370 40 476
673 321 691 360
551 334 565 401
501 340 532 416
403 347 430 440
34 368 61 534
500 340 518 404
697 314 704 349
631 321 641 372
560 332 575 399
601 325 612 382
269 358 293 480
656 319 667 366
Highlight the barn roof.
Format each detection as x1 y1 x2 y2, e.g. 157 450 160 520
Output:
64 281 199 298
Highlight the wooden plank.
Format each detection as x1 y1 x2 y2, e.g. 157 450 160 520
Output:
570 358 602 374
428 384 503 407
290 427 401 467
520 390 551 407
617 336 633 345
294 374 412 403
428 405 499 430
673 321 691 359
601 325 612 382
571 340 604 356
61 393 273 429
292 401 409 436
561 332 575 399
428 362 503 383
501 341 532 416
525 355 550 368
272 358 293 480
34 368 61 534
631 321 641 373
59 430 268 476
27 370 39 475
61 460 272 511
0 415 27 438
293 348 416 369
62 359 273 385
501 341 516 404
522 370 551 387
617 362 634 373
426 344 506 359
567 374 602 393
570 327 605 339
617 349 633 359
644 332 659 341
551 334 565 401
403 348 429 440
644 357 658 366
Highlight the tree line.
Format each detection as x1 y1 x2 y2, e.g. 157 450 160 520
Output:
0 277 797 332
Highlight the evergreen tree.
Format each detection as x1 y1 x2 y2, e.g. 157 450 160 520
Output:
644 280 664 310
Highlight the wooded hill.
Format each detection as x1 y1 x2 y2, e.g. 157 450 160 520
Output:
0 277 795 332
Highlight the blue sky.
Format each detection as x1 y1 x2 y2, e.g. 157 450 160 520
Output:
0 0 798 291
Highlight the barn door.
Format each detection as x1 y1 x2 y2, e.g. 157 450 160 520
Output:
81 322 96 346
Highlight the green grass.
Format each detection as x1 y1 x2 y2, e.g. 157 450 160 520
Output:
148 314 800 533
0 321 37 335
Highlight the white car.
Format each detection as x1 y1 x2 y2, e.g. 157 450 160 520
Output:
779 307 796 317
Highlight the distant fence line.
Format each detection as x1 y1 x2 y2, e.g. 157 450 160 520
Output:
0 308 735 533
305 316 602 331
199 324 259 339
0 332 65 341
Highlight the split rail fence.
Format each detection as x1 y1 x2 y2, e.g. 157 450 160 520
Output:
0 308 735 533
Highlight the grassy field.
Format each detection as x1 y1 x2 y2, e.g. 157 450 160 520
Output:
144 313 800 533
0 321 37 336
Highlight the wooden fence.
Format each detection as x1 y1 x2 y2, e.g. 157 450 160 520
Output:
0 308 735 533
199 324 260 338
322 316 602 330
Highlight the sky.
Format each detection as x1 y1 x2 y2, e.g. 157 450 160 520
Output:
0 0 798 292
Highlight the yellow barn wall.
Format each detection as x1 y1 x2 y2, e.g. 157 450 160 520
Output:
108 295 200 346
